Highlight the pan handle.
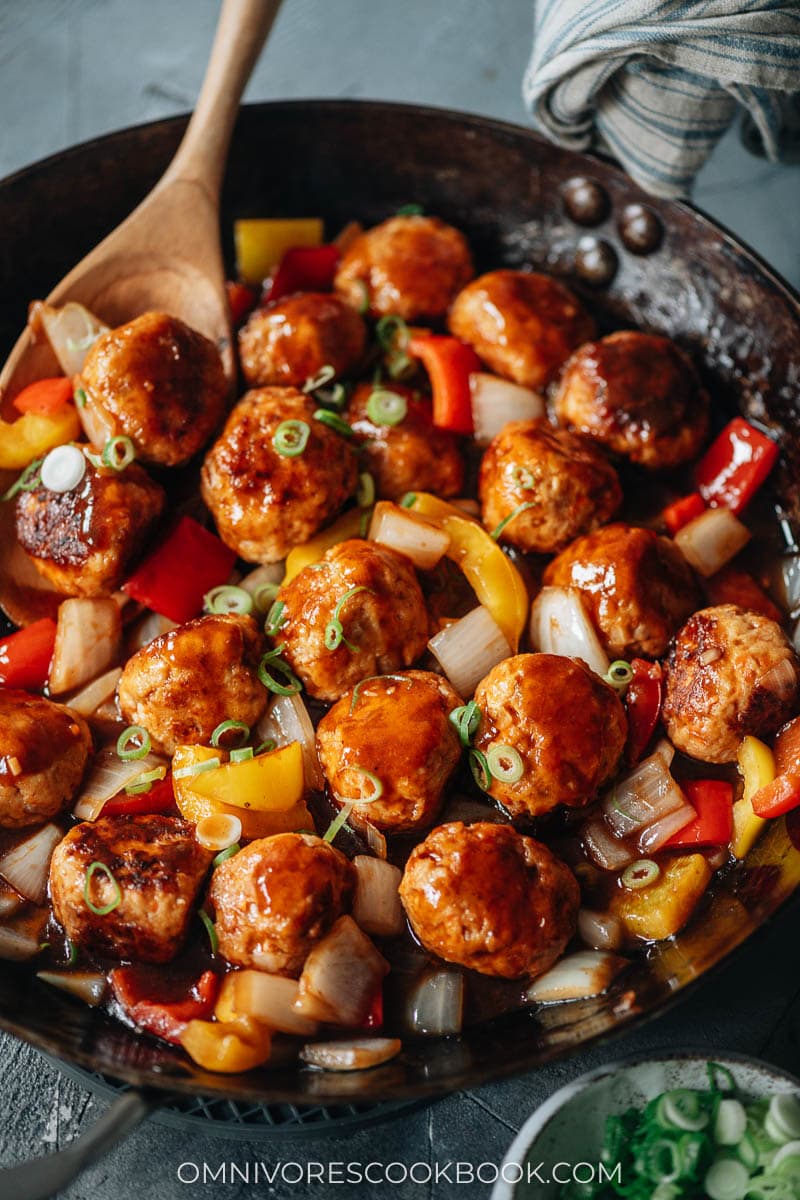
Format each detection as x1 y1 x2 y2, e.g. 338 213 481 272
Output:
0 1087 159 1200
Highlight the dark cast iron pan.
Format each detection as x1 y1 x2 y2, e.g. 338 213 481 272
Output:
1 100 800 1194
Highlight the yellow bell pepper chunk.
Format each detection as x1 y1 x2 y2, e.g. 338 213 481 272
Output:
733 735 775 858
283 507 365 583
189 740 304 812
180 1015 271 1073
234 218 324 286
173 744 312 839
611 854 712 942
214 973 241 1024
0 406 81 469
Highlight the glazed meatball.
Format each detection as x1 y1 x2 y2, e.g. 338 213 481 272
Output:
399 821 579 979
201 387 358 563
348 382 464 501
78 312 227 467
118 613 267 755
478 420 621 554
554 331 710 470
50 814 212 962
448 270 595 389
544 523 701 659
0 691 91 829
238 293 366 389
15 454 164 596
316 671 462 833
209 832 355 976
473 654 626 818
663 605 800 763
334 215 474 321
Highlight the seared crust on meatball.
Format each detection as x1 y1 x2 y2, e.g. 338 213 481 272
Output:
316 670 463 832
78 312 227 467
544 523 701 659
201 387 358 563
118 614 267 755
238 293 366 389
348 382 464 501
553 331 710 470
663 605 800 763
478 420 621 554
50 814 212 962
473 654 626 818
209 833 355 976
0 691 91 828
399 821 579 979
15 456 164 596
278 539 430 702
334 215 474 321
448 270 596 389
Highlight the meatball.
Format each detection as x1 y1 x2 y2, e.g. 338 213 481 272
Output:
478 420 621 554
201 387 358 563
209 832 355 976
78 312 227 467
399 821 579 979
348 382 464 501
277 539 430 702
448 269 595 389
663 605 800 763
238 293 366 389
117 613 267 755
334 215 474 321
316 670 462 833
544 523 701 659
0 691 91 829
553 331 710 470
472 654 626 818
15 454 164 596
50 814 211 962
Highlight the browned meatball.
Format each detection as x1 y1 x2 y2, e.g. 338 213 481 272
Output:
316 671 462 833
50 814 212 962
201 387 358 563
663 605 800 763
544 523 701 659
448 270 595 389
277 539 430 702
554 331 710 470
399 821 579 979
478 420 621 554
238 293 366 389
209 832 355 976
118 613 267 755
0 691 91 828
334 215 474 321
348 382 464 501
78 312 227 467
473 654 626 818
15 454 164 596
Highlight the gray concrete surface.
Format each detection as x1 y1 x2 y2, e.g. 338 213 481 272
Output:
0 1 799 1197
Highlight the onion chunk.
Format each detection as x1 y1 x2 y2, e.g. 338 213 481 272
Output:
300 1037 401 1072
526 951 628 1003
369 502 450 570
470 372 545 446
530 587 609 678
0 824 62 904
352 856 404 937
293 916 389 1026
48 598 122 695
675 508 751 577
429 605 511 697
406 969 464 1035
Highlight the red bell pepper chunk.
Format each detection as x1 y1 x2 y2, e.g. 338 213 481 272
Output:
665 779 733 848
624 658 663 764
361 986 383 1031
101 774 175 817
122 516 236 624
661 492 705 535
226 281 258 326
110 968 219 1045
407 335 482 435
265 244 340 303
704 565 783 624
0 618 57 690
751 773 800 819
13 377 75 416
694 417 778 515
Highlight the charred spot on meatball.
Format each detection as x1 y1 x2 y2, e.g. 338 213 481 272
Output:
238 292 367 389
0 691 91 829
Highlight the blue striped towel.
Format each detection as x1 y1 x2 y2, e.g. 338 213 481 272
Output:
523 0 800 197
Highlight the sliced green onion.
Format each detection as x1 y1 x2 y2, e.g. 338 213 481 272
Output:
264 599 287 637
124 766 166 795
273 419 310 457
74 386 88 408
173 756 221 780
67 940 77 966
354 280 370 315
395 203 424 217
366 388 407 426
399 492 417 509
102 436 135 471
622 859 661 891
322 802 353 845
116 725 151 762
491 500 538 540
204 584 254 616
199 910 218 955
657 1089 709 1132
704 1159 749 1200
316 382 348 411
708 1062 737 1094
255 738 276 755
257 646 302 695
716 1098 748 1146
376 314 410 352
768 1095 800 1142
2 457 44 501
486 744 524 784
313 408 353 437
253 582 280 614
336 767 384 805
469 748 492 792
509 465 535 489
735 1129 759 1170
324 618 346 651
387 351 413 380
358 507 372 537
604 660 634 690
449 701 481 748
230 746 254 763
38 942 50 952
642 1139 680 1184
210 719 250 749
357 471 375 508
303 364 336 394
333 586 372 621
212 844 241 868
83 862 122 916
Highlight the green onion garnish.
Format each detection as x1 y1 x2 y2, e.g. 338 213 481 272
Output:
621 859 661 890
74 386 87 408
322 802 353 845
212 844 241 868
399 492 417 509
2 457 44 501
315 382 348 411
395 203 424 217
324 586 373 653
366 388 407 427
124 766 166 795
264 599 287 637
198 909 218 955
204 584 254 616
468 748 492 792
38 942 50 952
252 581 280 614
83 862 122 916
376 314 410 352
210 719 250 749
336 766 384 804
273 419 310 457
302 364 336 394
313 408 353 438
509 465 535 489
116 725 151 762
173 756 221 780
604 660 634 691
66 940 77 966
255 738 277 755
348 672 410 715
387 351 413 380
486 744 524 783
230 746 254 763
258 646 302 695
357 472 375 508
358 507 372 537
449 702 481 748
101 435 135 471
491 500 538 541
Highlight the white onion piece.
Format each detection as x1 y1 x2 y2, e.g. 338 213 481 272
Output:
352 856 404 937
428 605 511 697
675 508 751 578
529 587 610 678
34 300 108 375
37 970 106 1007
406 969 464 1035
469 372 545 446
577 909 624 952
638 801 696 853
232 970 318 1036
526 951 628 1003
73 746 166 820
64 667 122 718
127 610 178 651
369 502 450 570
256 693 323 791
348 810 388 860
293 916 389 1026
300 1037 401 1072
40 444 86 493
652 738 676 769
582 817 636 871
0 912 47 962
0 884 23 919
602 751 688 838
0 824 62 904
195 813 241 853
781 556 800 620
48 597 121 695
760 659 799 703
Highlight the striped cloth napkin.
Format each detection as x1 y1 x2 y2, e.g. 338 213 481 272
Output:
523 0 800 198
